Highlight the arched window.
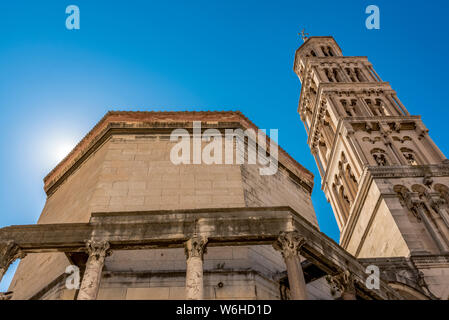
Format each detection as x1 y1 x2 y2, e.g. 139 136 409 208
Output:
321 46 329 56
341 100 352 116
401 148 419 165
333 68 342 82
365 99 378 116
345 68 357 82
355 68 365 82
339 185 351 215
325 68 335 82
375 98 390 116
371 148 388 166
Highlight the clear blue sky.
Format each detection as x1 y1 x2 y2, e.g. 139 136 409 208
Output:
1 0 449 291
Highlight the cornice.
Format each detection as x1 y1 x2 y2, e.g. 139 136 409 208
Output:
43 111 314 197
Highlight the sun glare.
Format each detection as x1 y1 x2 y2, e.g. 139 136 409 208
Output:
53 141 76 164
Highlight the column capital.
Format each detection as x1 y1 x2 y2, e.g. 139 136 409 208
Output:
0 240 26 270
0 292 12 300
185 236 208 260
326 270 356 298
273 231 306 259
85 240 111 260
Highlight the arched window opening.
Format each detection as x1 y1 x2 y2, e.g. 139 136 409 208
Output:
325 68 335 82
371 148 388 166
333 68 342 82
355 68 365 82
321 46 329 57
401 148 419 165
375 98 390 116
345 68 357 82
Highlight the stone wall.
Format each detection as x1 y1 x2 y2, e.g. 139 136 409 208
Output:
9 130 317 300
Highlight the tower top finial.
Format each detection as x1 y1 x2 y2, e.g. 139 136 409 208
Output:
298 29 309 42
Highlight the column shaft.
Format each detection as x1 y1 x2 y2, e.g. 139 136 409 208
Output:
273 231 308 300
77 240 110 300
185 236 208 300
284 254 308 300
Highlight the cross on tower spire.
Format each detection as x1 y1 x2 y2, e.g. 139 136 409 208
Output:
298 29 309 42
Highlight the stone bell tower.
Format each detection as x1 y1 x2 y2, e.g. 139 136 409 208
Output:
294 36 449 259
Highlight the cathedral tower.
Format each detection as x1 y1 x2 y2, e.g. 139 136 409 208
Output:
294 36 449 259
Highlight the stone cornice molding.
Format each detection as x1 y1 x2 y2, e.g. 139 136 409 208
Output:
273 231 306 259
0 205 403 300
368 164 449 179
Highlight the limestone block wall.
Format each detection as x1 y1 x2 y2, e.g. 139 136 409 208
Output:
240 164 317 227
9 131 317 300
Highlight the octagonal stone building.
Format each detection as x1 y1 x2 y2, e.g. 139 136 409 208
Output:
8 111 325 300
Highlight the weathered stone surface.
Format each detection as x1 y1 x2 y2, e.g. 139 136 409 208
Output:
295 36 449 299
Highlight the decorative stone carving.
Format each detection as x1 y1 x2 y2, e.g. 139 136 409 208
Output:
185 235 208 260
86 240 111 260
0 241 26 283
423 174 434 188
373 152 388 166
0 292 13 300
396 188 422 221
273 231 308 300
273 231 306 259
326 270 357 300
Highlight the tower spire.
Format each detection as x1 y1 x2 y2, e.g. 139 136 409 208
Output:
294 36 449 259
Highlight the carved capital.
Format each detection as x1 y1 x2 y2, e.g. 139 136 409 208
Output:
0 292 13 300
85 240 111 261
273 231 306 259
397 191 423 221
185 236 208 260
423 174 434 188
0 241 26 271
326 270 356 296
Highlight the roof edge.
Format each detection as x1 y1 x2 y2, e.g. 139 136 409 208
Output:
43 111 314 195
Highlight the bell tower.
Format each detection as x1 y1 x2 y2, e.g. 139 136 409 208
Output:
294 36 449 258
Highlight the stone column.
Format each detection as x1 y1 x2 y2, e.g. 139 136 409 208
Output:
184 236 208 300
77 240 111 300
326 270 357 300
0 241 26 284
273 231 308 300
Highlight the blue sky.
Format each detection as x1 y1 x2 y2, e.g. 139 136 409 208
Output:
1 0 449 291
